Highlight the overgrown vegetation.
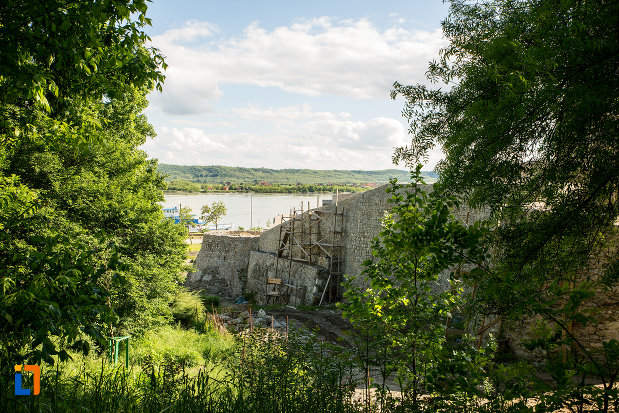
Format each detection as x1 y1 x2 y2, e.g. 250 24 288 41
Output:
0 322 359 413
342 169 618 411
170 290 207 329
341 166 490 410
131 325 232 367
384 0 619 411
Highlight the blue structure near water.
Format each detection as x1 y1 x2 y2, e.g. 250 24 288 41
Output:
163 206 232 230
162 206 201 224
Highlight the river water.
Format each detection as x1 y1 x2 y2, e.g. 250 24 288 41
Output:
163 192 332 230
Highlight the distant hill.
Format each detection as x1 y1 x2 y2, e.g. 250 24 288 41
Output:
157 164 437 185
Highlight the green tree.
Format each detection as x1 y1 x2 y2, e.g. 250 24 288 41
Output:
178 205 195 228
392 0 618 273
341 166 489 409
201 201 227 230
0 1 185 369
392 0 619 410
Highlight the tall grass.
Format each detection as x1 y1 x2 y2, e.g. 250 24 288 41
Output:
170 290 207 329
0 328 360 413
131 325 233 367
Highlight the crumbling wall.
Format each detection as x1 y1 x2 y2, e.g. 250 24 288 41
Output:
338 185 395 286
338 184 490 288
504 233 619 361
258 225 280 255
186 232 260 298
189 185 490 305
245 251 328 306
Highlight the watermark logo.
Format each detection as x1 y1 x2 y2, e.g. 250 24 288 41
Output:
14 365 40 396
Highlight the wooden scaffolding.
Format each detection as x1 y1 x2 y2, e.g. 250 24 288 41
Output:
266 201 345 305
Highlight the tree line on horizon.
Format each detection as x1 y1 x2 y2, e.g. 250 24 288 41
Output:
157 163 438 186
165 180 368 194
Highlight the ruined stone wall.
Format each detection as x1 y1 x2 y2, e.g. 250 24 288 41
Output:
187 186 617 363
189 184 490 305
186 232 260 299
258 225 279 255
577 237 619 350
338 184 490 288
338 185 394 287
504 232 619 361
245 251 328 306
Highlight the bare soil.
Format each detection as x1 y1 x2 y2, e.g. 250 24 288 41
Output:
268 307 353 343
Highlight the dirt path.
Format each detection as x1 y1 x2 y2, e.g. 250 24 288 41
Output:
268 307 353 343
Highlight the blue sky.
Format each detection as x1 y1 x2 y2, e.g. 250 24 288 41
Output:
140 0 449 170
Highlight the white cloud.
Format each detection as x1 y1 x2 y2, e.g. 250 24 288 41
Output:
159 20 218 43
230 103 349 122
150 18 445 115
142 105 414 169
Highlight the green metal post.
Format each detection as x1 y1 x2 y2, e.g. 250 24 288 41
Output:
108 336 130 367
125 338 129 368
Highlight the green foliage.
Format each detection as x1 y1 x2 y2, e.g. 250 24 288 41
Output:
392 0 618 309
341 166 489 409
200 293 221 309
0 0 165 118
132 325 232 367
391 1 619 410
0 329 359 412
158 164 433 185
170 290 207 329
0 184 117 365
165 179 368 194
228 329 357 412
201 201 227 230
166 179 202 192
178 205 196 227
0 1 186 368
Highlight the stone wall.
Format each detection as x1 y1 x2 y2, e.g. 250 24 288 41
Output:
504 232 619 361
258 225 280 255
186 186 616 362
338 185 394 286
186 232 260 299
188 184 490 304
337 184 490 288
245 251 328 306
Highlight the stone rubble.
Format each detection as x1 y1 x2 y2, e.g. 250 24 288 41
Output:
212 307 290 334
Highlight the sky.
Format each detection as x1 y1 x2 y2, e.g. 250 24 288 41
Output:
140 0 450 170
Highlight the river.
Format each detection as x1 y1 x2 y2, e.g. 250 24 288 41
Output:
163 192 332 230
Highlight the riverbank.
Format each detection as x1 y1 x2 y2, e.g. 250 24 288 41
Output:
163 184 367 194
163 192 332 231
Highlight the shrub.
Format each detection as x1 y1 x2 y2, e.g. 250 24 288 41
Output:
170 290 206 328
200 293 221 309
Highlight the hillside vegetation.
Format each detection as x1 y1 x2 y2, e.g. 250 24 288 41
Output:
158 164 437 185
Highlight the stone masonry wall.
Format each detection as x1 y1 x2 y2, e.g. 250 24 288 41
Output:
186 232 260 299
504 232 619 361
189 184 490 305
245 251 328 306
187 185 616 361
338 184 490 288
